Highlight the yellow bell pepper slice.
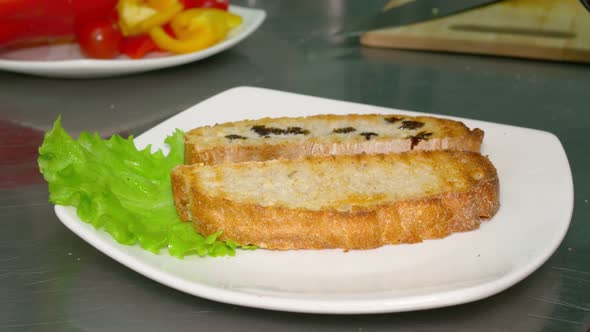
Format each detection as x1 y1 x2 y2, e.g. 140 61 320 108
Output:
117 0 184 36
147 0 177 12
150 25 217 54
149 8 242 54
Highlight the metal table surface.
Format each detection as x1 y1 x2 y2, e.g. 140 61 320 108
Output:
1 1 589 331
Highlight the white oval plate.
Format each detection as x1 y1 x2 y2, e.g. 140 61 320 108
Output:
54 87 574 314
0 6 265 78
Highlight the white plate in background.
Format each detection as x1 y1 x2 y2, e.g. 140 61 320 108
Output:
54 87 574 314
0 6 265 79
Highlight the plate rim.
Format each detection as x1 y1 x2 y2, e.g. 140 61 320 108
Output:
53 86 575 314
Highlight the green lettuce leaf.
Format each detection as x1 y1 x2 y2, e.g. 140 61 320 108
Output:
38 117 253 258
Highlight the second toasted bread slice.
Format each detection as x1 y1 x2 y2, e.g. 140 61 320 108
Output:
184 114 484 165
171 151 499 250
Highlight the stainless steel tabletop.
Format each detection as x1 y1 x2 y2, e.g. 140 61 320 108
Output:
1 1 589 331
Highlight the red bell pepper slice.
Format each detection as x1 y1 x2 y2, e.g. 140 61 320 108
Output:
121 24 175 59
180 0 229 10
0 0 118 48
121 35 158 59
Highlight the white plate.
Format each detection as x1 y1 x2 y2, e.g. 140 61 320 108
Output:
0 6 265 79
54 87 574 314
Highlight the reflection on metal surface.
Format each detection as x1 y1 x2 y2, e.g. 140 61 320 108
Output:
532 296 590 312
552 266 590 275
527 314 584 325
525 266 590 328
0 120 44 189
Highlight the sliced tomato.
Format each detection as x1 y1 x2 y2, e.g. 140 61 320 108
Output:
76 19 123 59
180 0 229 10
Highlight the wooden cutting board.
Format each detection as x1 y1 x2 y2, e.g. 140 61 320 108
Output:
361 0 590 63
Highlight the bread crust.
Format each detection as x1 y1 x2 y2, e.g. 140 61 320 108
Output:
187 178 499 250
171 151 500 250
184 114 484 165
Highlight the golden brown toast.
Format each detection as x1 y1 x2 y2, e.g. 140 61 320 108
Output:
171 151 500 250
184 114 484 165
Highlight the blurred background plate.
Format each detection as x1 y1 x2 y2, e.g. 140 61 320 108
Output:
0 6 266 79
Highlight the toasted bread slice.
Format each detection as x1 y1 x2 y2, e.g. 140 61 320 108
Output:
171 151 499 250
184 114 484 165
